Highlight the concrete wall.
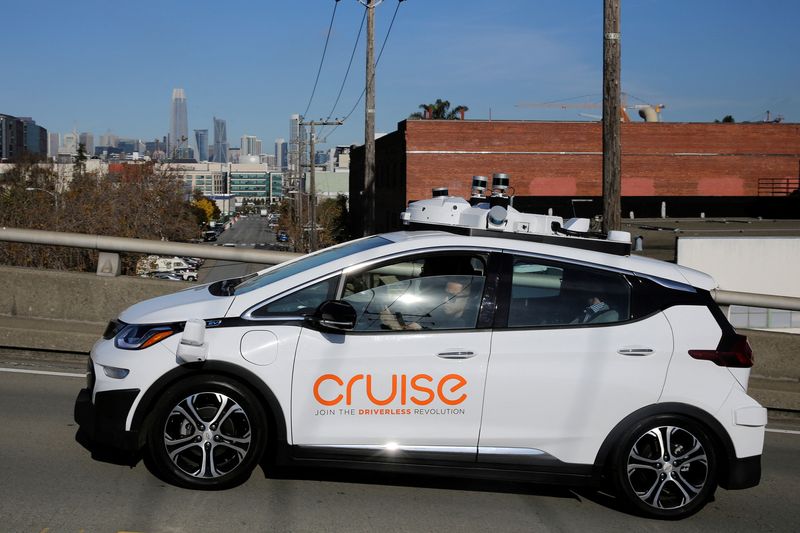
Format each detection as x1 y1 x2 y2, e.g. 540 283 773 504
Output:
677 237 800 298
0 265 185 323
0 265 185 352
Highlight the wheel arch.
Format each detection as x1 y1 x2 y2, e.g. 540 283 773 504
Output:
130 361 288 451
592 402 737 487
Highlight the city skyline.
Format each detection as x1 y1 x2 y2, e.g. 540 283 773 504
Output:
1 1 798 150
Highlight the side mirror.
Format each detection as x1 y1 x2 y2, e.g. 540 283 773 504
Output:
307 300 357 331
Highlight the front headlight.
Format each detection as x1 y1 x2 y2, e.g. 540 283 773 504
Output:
115 323 182 350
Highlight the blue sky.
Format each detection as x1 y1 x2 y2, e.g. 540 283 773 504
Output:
2 0 797 151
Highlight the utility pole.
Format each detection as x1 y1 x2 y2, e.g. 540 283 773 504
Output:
602 0 622 233
363 0 377 236
302 119 342 252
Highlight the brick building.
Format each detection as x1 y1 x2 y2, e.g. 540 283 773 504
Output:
350 120 800 234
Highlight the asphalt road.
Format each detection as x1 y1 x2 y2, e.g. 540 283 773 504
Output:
197 216 281 284
0 352 798 532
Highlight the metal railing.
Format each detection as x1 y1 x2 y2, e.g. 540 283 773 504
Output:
757 177 800 197
2 226 800 311
0 227 300 265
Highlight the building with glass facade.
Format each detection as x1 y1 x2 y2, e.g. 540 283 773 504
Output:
169 88 188 157
194 129 209 162
213 117 228 163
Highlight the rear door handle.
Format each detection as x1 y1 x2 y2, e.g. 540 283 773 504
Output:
617 347 655 356
437 351 476 359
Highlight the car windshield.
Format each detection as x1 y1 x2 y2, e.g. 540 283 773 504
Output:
232 236 392 295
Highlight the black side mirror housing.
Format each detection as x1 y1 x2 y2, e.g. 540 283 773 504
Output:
306 300 357 331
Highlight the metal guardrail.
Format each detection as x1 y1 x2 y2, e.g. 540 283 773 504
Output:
0 227 300 265
2 226 800 311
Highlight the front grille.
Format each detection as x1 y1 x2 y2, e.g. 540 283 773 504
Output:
102 319 125 340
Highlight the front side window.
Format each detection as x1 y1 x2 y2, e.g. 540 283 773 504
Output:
342 253 487 331
233 236 390 295
508 257 631 327
250 276 339 318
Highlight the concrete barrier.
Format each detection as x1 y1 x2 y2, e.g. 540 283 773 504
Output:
0 265 185 352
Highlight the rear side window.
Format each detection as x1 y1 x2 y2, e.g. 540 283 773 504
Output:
508 257 631 327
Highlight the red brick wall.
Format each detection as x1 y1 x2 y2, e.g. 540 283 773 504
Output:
399 120 800 202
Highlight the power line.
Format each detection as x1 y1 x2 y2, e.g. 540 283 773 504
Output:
317 8 367 139
303 0 341 120
322 0 403 142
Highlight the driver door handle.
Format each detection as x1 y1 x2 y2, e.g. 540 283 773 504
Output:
617 347 654 356
437 351 476 359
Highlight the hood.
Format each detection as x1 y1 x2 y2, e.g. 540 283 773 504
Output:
118 284 234 324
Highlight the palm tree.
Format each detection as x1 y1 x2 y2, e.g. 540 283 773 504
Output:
409 99 469 120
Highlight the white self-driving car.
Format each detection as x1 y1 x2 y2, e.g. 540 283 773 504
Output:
75 192 766 520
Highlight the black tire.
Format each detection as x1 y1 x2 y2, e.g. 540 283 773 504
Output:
613 415 717 520
146 375 267 490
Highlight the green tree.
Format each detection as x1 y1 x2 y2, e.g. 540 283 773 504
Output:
714 115 735 123
317 194 350 248
409 99 469 120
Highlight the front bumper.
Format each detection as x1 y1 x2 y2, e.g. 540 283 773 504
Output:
74 386 142 452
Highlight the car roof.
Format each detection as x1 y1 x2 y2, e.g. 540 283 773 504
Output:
379 230 714 290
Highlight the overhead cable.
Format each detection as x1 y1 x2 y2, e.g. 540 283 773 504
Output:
322 0 403 142
303 0 341 119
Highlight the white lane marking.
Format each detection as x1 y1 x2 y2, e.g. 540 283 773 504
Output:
0 367 84 378
766 428 800 435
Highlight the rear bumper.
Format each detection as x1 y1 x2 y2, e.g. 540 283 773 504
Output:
721 454 761 490
74 387 141 451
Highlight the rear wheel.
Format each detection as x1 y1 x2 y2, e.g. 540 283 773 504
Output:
613 416 717 519
146 376 267 489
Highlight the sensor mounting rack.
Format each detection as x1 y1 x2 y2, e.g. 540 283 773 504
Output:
401 196 632 256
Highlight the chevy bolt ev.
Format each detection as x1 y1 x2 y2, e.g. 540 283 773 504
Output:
75 189 766 519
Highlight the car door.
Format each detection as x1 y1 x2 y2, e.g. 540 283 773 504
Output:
478 253 674 467
291 251 495 460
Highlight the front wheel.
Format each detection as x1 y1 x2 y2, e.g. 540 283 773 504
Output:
613 416 718 519
146 376 267 489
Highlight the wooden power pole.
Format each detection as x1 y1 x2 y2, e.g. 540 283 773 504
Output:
302 119 342 252
602 0 622 233
364 0 377 236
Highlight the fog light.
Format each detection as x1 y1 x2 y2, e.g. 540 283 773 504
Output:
101 365 130 379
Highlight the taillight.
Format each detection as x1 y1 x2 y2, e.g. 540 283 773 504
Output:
689 334 753 368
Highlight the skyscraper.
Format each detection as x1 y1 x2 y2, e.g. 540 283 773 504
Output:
169 88 188 158
213 117 228 163
240 135 262 157
48 132 59 159
79 132 94 156
194 129 209 162
274 138 287 170
61 131 78 155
